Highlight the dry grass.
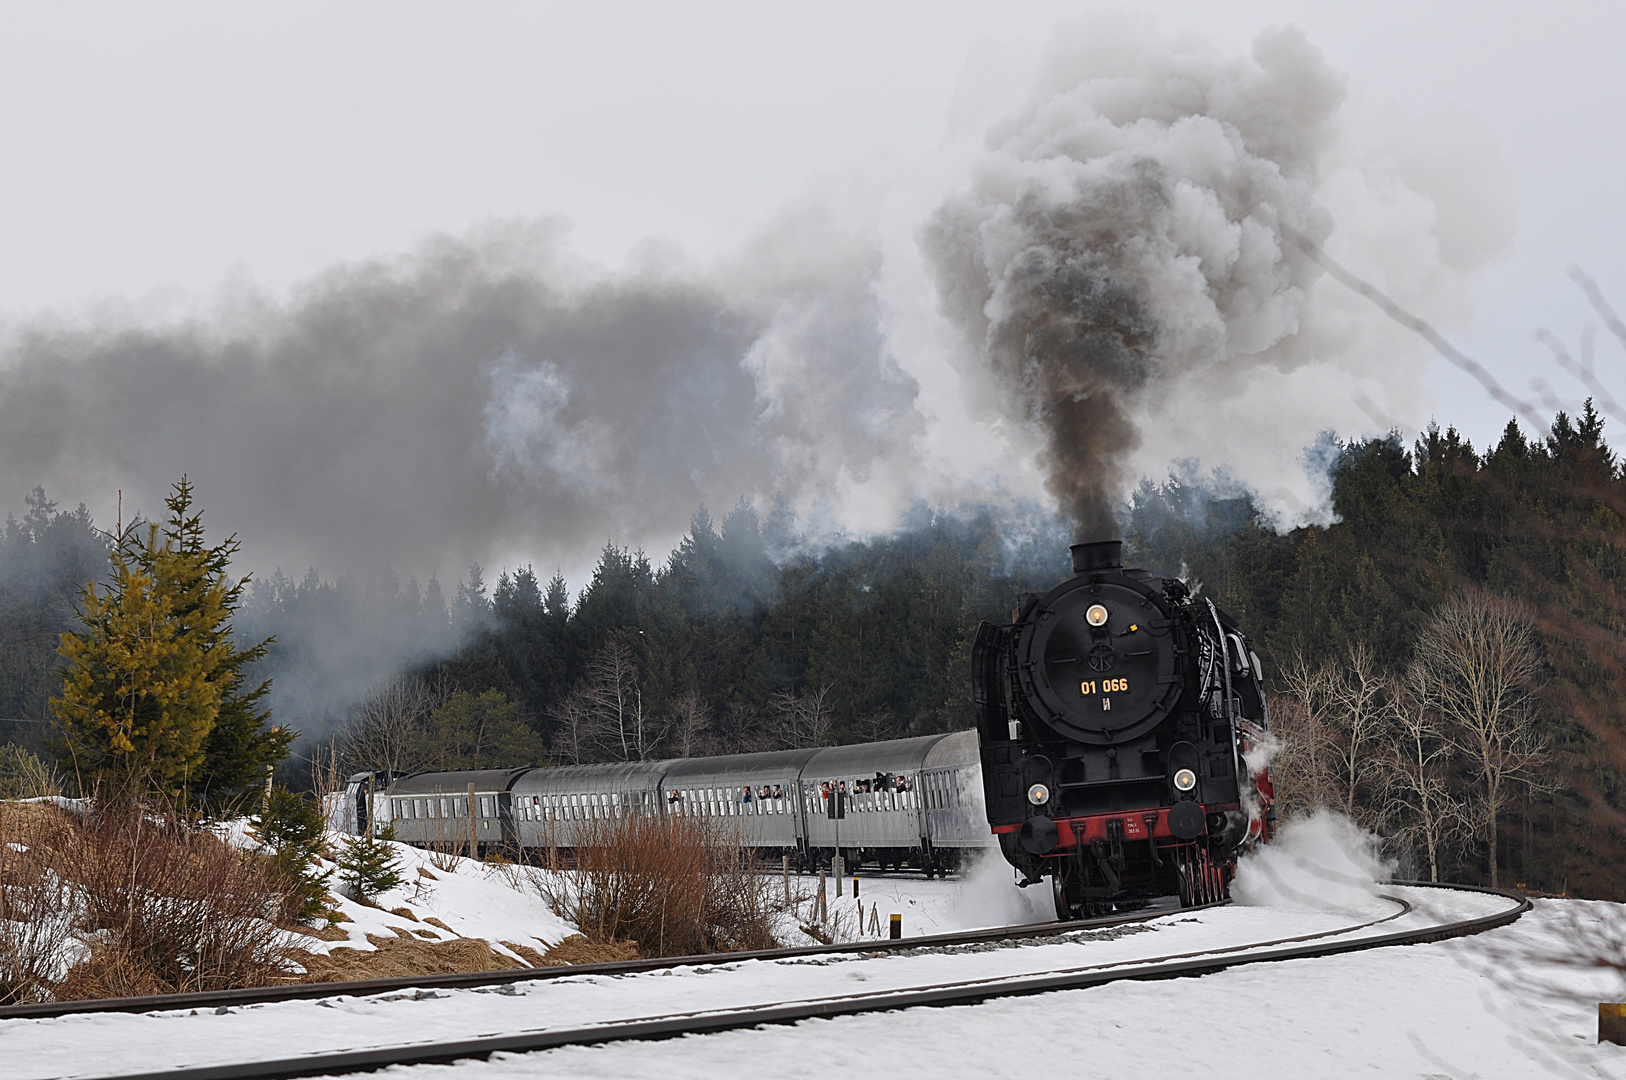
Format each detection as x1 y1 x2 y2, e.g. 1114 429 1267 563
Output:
528 814 788 958
290 933 530 981
0 803 79 1003
538 933 639 965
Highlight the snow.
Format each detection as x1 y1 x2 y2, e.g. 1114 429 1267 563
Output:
445 900 1626 1080
3 882 1556 1079
293 841 576 965
9 813 1621 1080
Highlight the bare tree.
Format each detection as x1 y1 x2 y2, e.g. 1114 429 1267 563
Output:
1378 667 1469 882
1326 640 1388 825
552 641 667 763
1269 648 1341 816
1413 593 1549 887
770 685 834 749
666 692 713 758
547 690 595 766
854 708 895 745
339 673 448 775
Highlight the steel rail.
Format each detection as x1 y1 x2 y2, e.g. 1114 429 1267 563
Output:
0 897 1205 1022
80 881 1529 1080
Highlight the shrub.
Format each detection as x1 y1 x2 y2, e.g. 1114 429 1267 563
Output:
336 828 404 903
55 805 290 998
0 804 77 1004
253 786 333 925
529 814 785 958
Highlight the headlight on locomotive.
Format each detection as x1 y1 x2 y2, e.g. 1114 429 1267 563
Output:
1085 603 1109 627
1173 768 1197 792
1026 783 1051 805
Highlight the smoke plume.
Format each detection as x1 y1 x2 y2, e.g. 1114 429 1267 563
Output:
0 219 917 580
922 24 1349 536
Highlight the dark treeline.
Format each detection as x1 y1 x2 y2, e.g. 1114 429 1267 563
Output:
418 504 1070 758
0 489 106 756
1130 403 1626 899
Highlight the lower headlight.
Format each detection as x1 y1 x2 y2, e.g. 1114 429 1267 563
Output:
1026 783 1050 805
1173 768 1197 791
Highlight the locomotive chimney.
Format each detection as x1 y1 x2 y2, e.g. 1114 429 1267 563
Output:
1070 539 1123 575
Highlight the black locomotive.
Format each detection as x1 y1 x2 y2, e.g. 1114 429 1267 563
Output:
973 539 1274 917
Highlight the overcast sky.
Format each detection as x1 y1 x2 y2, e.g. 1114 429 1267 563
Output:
0 1 1620 582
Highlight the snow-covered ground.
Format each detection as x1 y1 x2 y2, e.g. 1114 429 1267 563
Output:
5 881 1553 1079
11 815 1624 1080
441 897 1626 1080
291 840 575 966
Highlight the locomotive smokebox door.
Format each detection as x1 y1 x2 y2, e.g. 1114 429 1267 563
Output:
1015 570 1183 747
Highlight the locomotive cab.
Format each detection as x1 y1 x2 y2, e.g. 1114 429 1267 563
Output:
974 540 1273 917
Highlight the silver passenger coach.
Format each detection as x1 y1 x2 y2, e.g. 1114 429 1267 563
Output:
344 731 991 876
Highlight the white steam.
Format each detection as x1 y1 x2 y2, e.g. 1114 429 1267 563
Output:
1239 727 1282 828
1231 809 1394 913
946 848 1057 931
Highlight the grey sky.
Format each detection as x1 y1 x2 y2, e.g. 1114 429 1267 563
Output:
0 1 1618 585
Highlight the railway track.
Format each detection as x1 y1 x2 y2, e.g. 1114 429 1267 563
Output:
0 897 1200 1022
30 882 1528 1080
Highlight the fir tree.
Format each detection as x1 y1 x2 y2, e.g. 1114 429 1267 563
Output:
254 785 333 924
50 478 290 805
337 827 405 902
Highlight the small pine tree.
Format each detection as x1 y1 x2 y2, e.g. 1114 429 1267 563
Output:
336 826 405 903
254 786 333 924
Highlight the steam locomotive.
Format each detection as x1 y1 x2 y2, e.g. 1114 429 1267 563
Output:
973 540 1274 918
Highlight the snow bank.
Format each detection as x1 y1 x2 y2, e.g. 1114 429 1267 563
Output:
1231 810 1393 914
298 839 576 963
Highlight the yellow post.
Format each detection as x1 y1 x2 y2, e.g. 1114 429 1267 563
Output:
889 912 901 940
1601 1003 1626 1045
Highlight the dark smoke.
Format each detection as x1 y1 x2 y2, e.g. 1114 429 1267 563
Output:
922 23 1345 537
0 220 917 580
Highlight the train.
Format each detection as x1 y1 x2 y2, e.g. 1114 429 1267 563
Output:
341 538 1273 914
973 539 1274 917
342 729 993 876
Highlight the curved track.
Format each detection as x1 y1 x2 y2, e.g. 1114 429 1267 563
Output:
55 882 1526 1080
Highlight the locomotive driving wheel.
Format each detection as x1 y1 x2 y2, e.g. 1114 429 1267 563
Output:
1052 868 1073 920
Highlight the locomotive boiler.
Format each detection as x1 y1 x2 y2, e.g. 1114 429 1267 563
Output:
973 540 1274 918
